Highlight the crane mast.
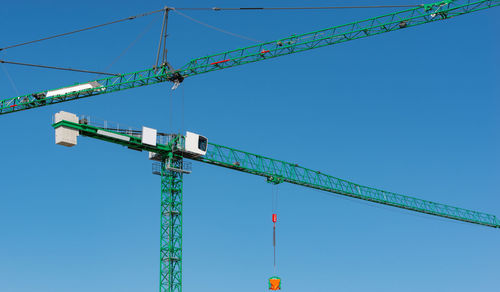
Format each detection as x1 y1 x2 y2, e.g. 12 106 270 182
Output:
159 154 183 292
1 0 498 115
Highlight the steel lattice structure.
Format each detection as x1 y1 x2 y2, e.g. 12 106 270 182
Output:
199 144 500 228
1 0 499 115
160 157 183 292
52 119 500 228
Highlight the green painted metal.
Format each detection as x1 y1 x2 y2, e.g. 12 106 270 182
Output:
3 0 499 115
51 120 179 152
160 155 183 292
197 143 500 228
52 120 500 229
178 0 498 76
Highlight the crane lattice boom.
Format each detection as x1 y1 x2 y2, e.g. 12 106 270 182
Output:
2 0 498 115
52 118 500 228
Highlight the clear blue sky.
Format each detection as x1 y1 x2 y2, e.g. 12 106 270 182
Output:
1 1 499 291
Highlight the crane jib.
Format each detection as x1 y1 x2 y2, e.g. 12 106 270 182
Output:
52 119 500 229
1 0 499 115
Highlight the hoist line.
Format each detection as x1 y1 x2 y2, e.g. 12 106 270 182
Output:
273 223 276 270
0 8 165 52
181 86 185 135
272 185 278 272
0 60 120 76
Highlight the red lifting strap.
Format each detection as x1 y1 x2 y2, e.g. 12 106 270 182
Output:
272 214 277 223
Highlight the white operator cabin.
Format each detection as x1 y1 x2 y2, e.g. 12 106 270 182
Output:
149 131 208 161
184 131 208 156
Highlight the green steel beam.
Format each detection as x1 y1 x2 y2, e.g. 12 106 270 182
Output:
3 0 499 115
52 120 179 152
160 155 183 292
52 120 500 228
196 143 500 229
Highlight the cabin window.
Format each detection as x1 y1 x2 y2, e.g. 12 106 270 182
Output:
198 136 207 152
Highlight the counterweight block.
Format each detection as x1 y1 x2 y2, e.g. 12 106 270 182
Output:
54 111 79 147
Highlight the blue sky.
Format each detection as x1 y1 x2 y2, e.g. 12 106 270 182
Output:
0 1 499 291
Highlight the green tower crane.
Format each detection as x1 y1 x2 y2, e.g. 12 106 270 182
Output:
1 0 498 115
2 1 498 290
52 111 500 292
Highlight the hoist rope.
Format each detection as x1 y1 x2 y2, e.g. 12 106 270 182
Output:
272 185 279 214
274 211 277 272
172 10 262 43
0 60 120 76
272 185 279 272
181 85 185 135
169 87 173 131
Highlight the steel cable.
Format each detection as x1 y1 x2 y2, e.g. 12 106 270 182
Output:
0 60 120 76
0 8 165 51
173 5 423 11
172 9 261 42
0 4 423 51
